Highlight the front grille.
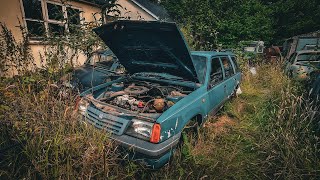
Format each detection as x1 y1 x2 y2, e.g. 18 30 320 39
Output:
85 106 130 135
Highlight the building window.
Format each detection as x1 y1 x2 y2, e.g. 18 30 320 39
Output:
67 7 81 33
22 0 45 38
21 0 82 40
47 2 65 35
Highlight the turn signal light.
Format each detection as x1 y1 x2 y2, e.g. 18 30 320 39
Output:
150 124 161 143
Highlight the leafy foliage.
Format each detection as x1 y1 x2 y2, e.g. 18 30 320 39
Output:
161 0 274 49
267 0 320 43
161 0 320 48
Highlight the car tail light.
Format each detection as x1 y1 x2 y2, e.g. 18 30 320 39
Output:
150 124 161 143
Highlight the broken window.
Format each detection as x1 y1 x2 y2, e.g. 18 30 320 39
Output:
22 0 45 38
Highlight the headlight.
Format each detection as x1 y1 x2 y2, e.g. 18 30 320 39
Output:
126 119 161 143
77 98 89 115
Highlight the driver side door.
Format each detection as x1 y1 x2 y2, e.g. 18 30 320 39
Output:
207 57 226 115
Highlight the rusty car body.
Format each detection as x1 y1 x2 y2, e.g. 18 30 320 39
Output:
285 50 320 80
283 31 320 60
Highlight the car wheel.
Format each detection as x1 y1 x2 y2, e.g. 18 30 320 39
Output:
175 118 200 160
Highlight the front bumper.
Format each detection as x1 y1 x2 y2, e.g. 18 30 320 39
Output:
111 132 181 169
111 132 181 158
82 112 181 168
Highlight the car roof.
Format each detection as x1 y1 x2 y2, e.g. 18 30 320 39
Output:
191 51 235 58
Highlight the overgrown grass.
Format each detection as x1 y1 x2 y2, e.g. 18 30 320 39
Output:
1 64 319 179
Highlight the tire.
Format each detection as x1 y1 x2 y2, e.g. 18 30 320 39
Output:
177 118 200 151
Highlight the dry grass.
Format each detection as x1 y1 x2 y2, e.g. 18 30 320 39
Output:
1 63 319 179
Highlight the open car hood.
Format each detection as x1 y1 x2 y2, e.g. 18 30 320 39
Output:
93 20 198 82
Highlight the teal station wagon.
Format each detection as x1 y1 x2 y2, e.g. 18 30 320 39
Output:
77 20 241 169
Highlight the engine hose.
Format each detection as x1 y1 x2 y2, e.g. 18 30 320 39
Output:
140 99 155 113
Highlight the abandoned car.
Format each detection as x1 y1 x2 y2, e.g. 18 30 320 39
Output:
77 20 242 168
285 50 320 80
63 49 124 92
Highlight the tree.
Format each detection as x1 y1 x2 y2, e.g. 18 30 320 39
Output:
269 0 320 43
161 0 274 49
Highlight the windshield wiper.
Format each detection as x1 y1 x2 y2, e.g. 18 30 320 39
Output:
134 72 184 81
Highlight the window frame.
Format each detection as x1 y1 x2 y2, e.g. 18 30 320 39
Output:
229 55 240 73
219 56 235 79
20 0 83 42
21 0 46 38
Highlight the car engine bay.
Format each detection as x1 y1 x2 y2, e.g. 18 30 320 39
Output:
96 80 193 113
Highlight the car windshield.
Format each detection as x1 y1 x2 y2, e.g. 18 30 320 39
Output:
87 52 115 67
297 52 320 62
191 55 207 84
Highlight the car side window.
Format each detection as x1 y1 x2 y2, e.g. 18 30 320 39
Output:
210 58 223 85
230 56 240 73
220 56 235 78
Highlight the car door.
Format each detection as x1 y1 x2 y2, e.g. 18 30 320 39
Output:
207 57 225 114
229 56 241 88
220 56 236 98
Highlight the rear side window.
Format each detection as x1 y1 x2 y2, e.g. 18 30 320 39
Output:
220 56 235 78
210 58 223 85
230 56 240 73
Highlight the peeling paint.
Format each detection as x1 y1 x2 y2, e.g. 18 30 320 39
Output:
167 130 171 138
175 118 179 129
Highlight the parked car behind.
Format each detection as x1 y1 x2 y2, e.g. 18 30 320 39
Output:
77 20 241 169
285 50 320 80
62 49 125 92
